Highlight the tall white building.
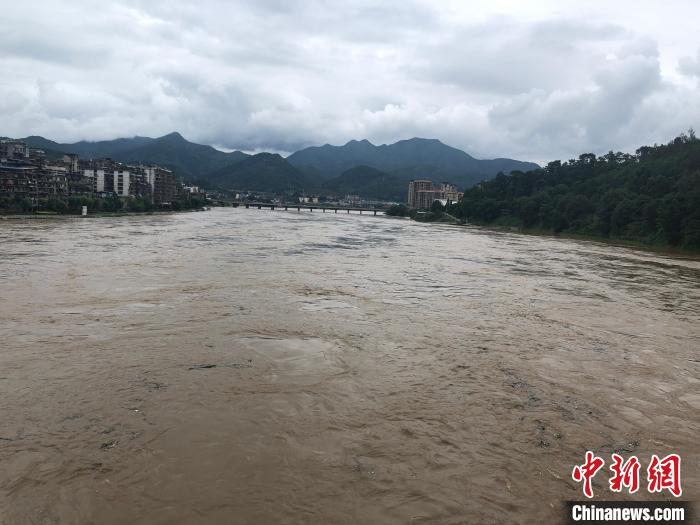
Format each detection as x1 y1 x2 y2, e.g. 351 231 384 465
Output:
83 169 107 192
114 170 131 197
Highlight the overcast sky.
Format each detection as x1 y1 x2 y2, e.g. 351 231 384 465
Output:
1 0 699 163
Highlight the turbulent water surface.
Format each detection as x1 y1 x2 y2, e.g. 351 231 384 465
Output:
0 208 699 524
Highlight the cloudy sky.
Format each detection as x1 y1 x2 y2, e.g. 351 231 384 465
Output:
1 0 699 163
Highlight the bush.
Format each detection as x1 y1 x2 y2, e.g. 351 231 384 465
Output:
386 204 410 217
430 200 445 213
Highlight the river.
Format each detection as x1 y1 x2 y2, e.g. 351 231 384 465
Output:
0 208 698 524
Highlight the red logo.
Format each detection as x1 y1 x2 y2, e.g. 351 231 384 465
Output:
647 454 682 497
572 452 682 498
609 454 641 494
572 451 606 498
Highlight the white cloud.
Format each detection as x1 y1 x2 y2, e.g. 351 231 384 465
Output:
0 0 698 164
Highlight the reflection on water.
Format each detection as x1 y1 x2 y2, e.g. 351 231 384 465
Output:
1 208 699 524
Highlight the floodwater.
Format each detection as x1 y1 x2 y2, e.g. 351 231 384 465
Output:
0 208 698 524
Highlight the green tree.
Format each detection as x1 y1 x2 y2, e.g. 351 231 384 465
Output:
430 200 445 213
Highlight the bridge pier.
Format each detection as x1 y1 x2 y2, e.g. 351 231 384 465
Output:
347 209 350 214
271 205 275 210
284 206 288 211
322 208 326 212
334 209 337 213
297 207 301 212
374 210 377 216
245 204 249 209
360 210 362 214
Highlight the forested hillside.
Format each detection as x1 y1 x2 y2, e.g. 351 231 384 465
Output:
206 153 310 193
448 132 700 249
322 166 404 201
288 137 539 188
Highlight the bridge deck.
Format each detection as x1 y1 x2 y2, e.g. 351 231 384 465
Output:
226 202 387 215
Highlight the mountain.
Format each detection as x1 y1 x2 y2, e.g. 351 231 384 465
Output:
21 132 249 181
206 153 311 193
22 135 155 159
15 133 538 195
116 133 249 180
287 138 539 188
322 165 404 201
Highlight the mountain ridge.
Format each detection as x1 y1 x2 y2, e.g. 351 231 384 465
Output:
20 132 250 180
287 137 538 189
15 133 539 194
206 152 309 193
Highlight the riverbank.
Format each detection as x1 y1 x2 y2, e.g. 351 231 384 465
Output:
461 218 700 257
0 208 209 220
0 193 210 216
392 208 700 257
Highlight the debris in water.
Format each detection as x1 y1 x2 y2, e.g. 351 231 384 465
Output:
225 360 253 369
101 440 118 450
189 360 253 370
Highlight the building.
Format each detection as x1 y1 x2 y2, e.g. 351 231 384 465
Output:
408 179 436 209
1 140 71 199
63 154 80 174
83 159 114 194
114 170 132 197
407 179 464 209
1 139 188 207
29 149 47 162
81 160 149 199
0 164 39 196
0 140 29 160
80 159 152 199
83 168 107 193
299 195 319 204
0 161 69 198
143 166 176 205
439 183 463 205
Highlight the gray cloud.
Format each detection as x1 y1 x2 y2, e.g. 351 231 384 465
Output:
0 1 699 163
407 19 631 95
679 48 700 78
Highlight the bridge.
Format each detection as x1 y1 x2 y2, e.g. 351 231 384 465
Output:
226 202 387 216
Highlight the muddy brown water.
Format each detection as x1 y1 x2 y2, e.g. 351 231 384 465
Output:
0 208 698 524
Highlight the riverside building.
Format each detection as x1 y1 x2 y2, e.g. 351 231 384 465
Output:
1 139 180 204
408 180 463 209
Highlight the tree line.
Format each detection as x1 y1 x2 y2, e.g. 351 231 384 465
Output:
0 194 209 214
446 131 700 249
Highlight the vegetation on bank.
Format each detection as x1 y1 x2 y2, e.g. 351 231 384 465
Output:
386 203 411 217
0 194 209 215
443 132 700 249
387 201 460 223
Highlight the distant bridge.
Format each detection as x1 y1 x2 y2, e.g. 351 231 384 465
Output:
224 201 387 216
